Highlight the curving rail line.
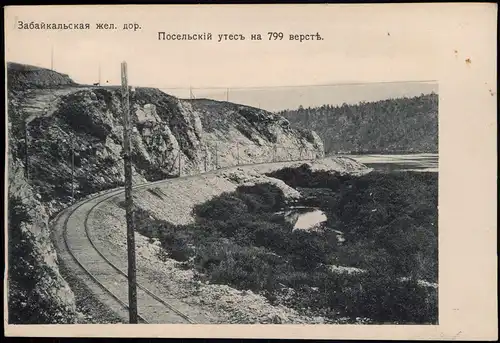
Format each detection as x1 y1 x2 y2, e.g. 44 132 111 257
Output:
82 189 196 323
58 178 199 324
53 158 319 324
61 199 151 324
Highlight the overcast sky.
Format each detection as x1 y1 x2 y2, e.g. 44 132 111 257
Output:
6 5 440 111
162 81 438 112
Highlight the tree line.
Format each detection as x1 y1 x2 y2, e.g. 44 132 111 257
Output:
277 93 438 154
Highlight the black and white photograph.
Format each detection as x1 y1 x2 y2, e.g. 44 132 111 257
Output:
4 4 497 340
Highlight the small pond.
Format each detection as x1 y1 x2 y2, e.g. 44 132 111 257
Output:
274 206 327 230
274 207 344 242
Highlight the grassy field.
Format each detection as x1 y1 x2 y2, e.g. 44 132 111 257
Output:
136 167 438 324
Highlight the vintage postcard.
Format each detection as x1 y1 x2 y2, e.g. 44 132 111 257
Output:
4 3 497 340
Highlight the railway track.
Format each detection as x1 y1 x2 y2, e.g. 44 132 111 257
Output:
55 176 200 324
62 200 150 324
52 159 320 324
82 187 197 323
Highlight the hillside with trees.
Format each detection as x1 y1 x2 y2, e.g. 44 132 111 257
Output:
278 93 438 154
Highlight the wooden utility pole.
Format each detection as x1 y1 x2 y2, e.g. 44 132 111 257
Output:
178 149 182 177
71 144 75 203
120 61 138 324
51 46 54 70
24 125 29 179
204 147 207 172
236 142 240 165
215 142 218 169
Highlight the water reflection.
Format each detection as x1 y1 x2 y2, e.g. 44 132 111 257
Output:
292 208 327 230
274 207 343 241
274 206 326 230
345 153 438 173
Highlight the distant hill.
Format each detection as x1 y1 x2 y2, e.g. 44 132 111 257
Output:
278 93 438 154
7 62 76 90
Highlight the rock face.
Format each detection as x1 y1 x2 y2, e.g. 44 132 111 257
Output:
7 133 77 324
6 63 325 323
9 85 324 209
189 99 324 167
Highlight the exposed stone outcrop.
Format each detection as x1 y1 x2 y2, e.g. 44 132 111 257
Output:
10 86 324 211
7 134 77 323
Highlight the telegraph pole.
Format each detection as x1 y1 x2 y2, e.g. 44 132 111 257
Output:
120 61 138 324
236 142 240 165
24 124 29 179
178 149 182 177
71 144 75 203
50 46 54 70
215 142 218 169
204 147 207 172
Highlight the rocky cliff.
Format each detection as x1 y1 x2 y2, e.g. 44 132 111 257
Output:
7 131 77 323
6 62 325 323
8 63 324 211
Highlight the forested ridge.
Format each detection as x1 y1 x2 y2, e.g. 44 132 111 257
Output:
278 93 438 154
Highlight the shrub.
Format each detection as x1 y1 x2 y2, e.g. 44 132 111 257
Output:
194 193 248 220
287 230 332 269
195 240 286 292
236 183 287 212
252 223 290 252
339 273 438 324
159 231 194 262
